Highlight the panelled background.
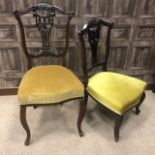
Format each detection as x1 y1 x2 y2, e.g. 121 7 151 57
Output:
0 0 155 88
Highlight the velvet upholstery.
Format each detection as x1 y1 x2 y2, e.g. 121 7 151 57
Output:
87 72 147 115
18 65 84 105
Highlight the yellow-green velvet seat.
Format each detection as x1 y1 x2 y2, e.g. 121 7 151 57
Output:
87 72 147 115
18 65 84 105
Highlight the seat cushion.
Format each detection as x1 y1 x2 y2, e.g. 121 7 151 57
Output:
87 72 147 115
18 65 84 105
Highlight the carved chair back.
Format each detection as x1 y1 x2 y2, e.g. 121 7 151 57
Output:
13 2 74 69
78 18 113 86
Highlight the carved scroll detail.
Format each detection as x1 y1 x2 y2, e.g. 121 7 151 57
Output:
87 23 101 65
32 7 55 51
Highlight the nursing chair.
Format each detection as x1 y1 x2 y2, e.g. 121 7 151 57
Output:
13 2 85 145
78 18 147 142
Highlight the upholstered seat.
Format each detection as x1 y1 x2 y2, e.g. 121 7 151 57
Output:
18 65 84 105
87 72 147 115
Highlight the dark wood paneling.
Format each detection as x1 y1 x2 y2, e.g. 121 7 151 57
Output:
135 26 155 40
112 0 136 17
109 47 127 69
142 0 155 16
0 0 155 90
111 25 130 41
54 25 75 41
25 26 42 42
0 0 13 13
0 25 16 41
129 46 151 69
0 48 20 71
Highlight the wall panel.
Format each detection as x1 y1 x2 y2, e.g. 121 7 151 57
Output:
0 0 155 88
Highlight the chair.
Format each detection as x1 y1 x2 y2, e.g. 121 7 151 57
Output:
13 2 85 145
78 18 147 142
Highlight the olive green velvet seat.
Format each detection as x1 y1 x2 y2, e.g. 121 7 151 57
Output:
18 65 84 105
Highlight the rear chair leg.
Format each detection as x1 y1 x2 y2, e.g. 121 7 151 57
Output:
33 105 37 109
135 92 145 115
20 105 31 145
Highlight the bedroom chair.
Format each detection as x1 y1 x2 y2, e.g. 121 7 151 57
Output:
13 2 85 145
78 18 147 142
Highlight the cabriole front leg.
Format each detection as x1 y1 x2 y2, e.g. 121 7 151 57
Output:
77 92 88 137
20 105 31 145
114 115 123 142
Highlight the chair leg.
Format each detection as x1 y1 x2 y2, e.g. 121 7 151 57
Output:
20 105 31 145
135 92 145 115
77 91 88 137
33 105 37 109
114 115 123 142
152 88 155 93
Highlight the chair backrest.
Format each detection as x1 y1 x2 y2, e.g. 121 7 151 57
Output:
13 2 74 69
78 18 113 86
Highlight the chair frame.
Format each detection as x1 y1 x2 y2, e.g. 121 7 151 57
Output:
78 18 146 142
13 2 85 145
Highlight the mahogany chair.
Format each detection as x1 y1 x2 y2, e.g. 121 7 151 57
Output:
78 18 147 142
13 2 85 145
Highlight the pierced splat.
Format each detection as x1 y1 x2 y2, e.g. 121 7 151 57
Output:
13 2 73 69
87 22 101 65
32 6 55 52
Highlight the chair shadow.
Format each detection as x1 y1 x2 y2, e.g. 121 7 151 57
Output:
32 103 78 143
85 101 149 141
